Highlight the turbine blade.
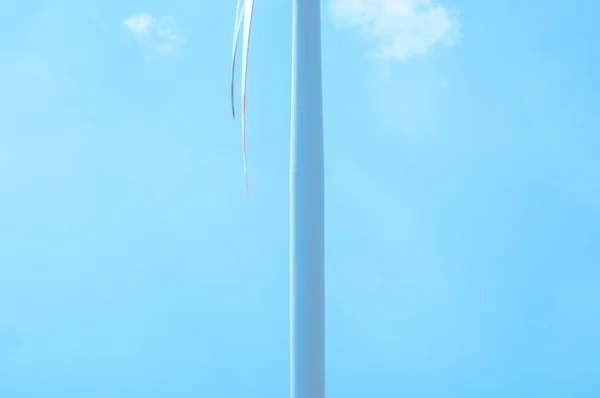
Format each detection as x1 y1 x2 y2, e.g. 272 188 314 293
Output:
231 0 245 119
240 0 254 195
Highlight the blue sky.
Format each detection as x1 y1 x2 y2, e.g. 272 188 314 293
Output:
1 0 599 396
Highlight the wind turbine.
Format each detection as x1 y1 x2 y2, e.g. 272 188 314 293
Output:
230 0 325 397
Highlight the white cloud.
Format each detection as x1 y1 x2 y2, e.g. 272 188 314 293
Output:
122 13 185 57
329 0 461 60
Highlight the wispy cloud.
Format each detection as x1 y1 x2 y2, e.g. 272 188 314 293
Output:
123 13 185 57
329 0 461 60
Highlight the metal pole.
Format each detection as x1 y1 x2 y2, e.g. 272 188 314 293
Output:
290 0 325 397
